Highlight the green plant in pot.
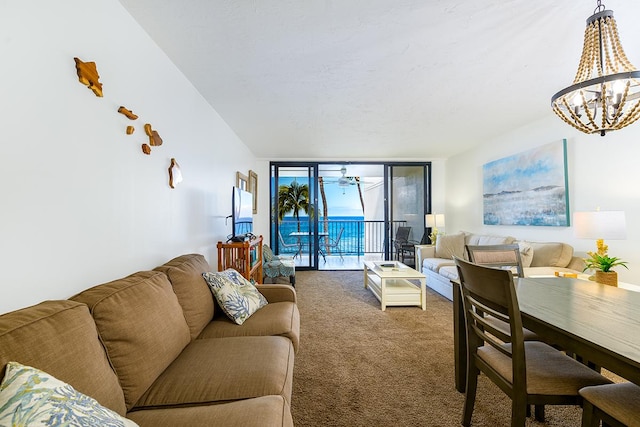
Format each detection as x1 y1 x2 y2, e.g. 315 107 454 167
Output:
583 239 628 286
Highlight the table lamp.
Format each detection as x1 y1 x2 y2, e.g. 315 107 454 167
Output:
425 214 445 245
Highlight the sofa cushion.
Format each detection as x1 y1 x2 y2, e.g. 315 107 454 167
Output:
134 336 294 409
203 270 268 325
0 362 138 427
0 300 126 415
435 233 465 259
530 242 574 268
422 258 456 273
439 265 460 281
127 395 293 427
198 301 300 352
154 254 215 340
70 271 191 411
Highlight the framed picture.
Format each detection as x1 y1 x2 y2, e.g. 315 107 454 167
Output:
236 171 248 191
482 139 569 226
248 170 258 214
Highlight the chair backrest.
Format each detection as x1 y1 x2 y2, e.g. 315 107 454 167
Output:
454 257 526 390
465 244 524 278
394 226 411 242
333 227 344 244
278 231 294 247
263 244 275 262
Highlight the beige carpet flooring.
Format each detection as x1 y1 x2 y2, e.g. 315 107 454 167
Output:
289 270 587 427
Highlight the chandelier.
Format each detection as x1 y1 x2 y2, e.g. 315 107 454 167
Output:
551 0 640 136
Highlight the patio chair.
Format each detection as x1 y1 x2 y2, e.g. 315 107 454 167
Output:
262 244 295 285
321 227 344 262
392 226 412 261
278 231 301 258
454 257 611 426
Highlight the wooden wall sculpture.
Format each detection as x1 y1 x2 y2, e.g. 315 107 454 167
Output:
74 57 103 97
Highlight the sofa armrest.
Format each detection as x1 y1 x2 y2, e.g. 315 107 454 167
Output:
258 284 297 303
415 245 435 270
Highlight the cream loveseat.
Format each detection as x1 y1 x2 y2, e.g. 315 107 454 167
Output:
416 232 586 301
0 254 299 427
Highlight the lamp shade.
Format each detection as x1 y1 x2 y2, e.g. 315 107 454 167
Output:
425 214 445 228
573 211 626 240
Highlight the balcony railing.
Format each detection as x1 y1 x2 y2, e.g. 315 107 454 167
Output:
277 219 409 256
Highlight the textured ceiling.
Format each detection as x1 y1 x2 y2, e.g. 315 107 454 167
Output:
118 0 640 159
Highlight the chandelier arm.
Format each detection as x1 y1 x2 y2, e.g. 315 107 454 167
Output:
617 101 640 128
553 104 593 134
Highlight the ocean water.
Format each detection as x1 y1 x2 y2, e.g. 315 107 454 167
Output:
278 216 366 255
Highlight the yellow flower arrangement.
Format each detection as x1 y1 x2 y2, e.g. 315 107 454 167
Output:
583 239 628 272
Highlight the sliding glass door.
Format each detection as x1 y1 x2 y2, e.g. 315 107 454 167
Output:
271 164 319 269
387 164 430 266
271 162 430 270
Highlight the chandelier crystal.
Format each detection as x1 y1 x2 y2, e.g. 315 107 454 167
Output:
551 1 640 136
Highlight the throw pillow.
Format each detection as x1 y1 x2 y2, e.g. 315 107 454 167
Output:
202 269 268 325
517 240 534 267
0 361 138 427
435 232 465 260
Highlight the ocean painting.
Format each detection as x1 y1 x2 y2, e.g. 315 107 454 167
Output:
483 140 569 226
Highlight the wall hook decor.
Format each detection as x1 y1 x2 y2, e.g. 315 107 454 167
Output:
73 57 103 97
168 158 183 188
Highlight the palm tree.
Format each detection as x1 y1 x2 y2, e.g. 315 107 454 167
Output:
278 181 313 231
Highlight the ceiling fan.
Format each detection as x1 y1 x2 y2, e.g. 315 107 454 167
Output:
319 166 359 194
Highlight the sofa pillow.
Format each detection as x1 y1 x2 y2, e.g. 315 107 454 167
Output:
0 361 138 427
530 242 573 268
435 233 465 260
202 269 268 325
517 240 534 267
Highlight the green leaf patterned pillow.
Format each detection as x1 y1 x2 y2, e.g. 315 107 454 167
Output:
202 269 268 325
0 361 138 427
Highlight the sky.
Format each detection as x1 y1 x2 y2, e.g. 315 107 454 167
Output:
278 176 363 217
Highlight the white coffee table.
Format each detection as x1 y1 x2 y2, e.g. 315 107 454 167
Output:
363 261 426 311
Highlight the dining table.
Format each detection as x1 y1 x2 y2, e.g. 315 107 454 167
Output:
453 276 640 393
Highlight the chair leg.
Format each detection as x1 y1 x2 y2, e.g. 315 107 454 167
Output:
534 404 545 422
581 400 597 427
462 368 479 426
290 275 295 286
511 396 527 427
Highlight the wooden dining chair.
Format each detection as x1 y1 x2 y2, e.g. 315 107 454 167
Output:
579 382 640 427
454 257 612 427
465 244 537 342
465 244 524 277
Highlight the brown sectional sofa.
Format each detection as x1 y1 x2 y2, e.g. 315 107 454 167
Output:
0 253 299 426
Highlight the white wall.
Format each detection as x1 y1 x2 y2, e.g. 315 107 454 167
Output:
446 115 640 284
0 1 258 313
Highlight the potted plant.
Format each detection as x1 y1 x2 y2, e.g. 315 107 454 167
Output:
583 239 628 286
